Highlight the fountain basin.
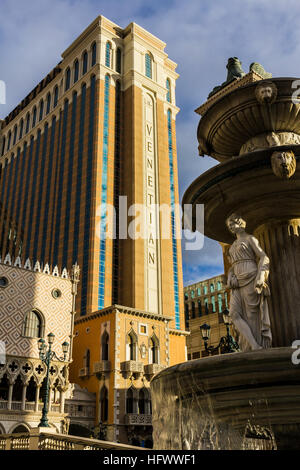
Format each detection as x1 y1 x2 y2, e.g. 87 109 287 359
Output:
151 348 300 449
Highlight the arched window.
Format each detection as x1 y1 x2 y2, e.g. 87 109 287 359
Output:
116 48 122 73
127 330 138 361
53 86 59 107
149 335 159 364
210 283 215 293
191 301 196 318
23 310 43 338
211 295 216 313
197 287 201 296
91 42 97 66
100 386 108 422
204 285 208 295
25 113 30 134
105 42 112 68
101 331 109 361
166 78 171 102
204 298 209 314
224 292 228 308
19 119 24 139
39 100 44 121
84 349 90 373
126 387 135 414
145 53 152 79
0 136 5 157
74 59 79 83
217 281 222 290
82 51 88 75
13 125 18 146
32 106 37 128
138 389 146 414
46 93 51 115
7 131 11 151
191 290 195 298
65 68 71 91
218 293 223 313
198 300 202 316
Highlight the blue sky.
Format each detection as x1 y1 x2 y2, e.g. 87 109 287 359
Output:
1 0 300 285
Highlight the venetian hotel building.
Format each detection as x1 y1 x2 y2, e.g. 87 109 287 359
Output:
0 16 187 444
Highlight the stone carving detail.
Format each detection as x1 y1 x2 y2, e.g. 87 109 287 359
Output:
249 62 272 79
226 214 272 351
271 150 296 179
208 57 245 98
255 80 277 104
240 131 300 155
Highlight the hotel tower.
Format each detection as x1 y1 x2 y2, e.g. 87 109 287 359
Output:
0 16 187 445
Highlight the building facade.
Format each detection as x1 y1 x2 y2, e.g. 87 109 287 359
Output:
0 16 187 445
184 274 229 359
0 256 77 434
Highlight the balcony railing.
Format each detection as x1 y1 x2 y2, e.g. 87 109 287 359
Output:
0 429 145 451
0 401 61 413
125 414 152 426
120 361 144 376
93 360 111 374
144 363 165 377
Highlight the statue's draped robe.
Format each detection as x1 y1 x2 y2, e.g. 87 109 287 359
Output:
229 237 272 351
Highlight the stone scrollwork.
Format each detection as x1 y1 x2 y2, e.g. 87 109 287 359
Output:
271 150 296 179
239 131 300 155
255 80 277 104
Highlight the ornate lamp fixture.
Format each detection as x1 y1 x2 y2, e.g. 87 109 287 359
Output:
200 309 240 355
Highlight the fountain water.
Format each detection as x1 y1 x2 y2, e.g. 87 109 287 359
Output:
151 60 300 450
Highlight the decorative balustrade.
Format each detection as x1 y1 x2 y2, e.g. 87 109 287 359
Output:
144 363 165 377
125 414 152 425
0 429 144 450
64 404 96 418
93 360 111 375
120 361 144 377
0 400 61 412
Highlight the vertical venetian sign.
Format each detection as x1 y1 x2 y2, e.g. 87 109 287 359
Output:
144 92 160 314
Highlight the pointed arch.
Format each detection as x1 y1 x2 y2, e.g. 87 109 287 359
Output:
149 334 159 364
126 329 138 361
100 385 108 422
101 330 109 361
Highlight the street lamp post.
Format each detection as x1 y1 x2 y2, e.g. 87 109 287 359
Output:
37 333 69 428
200 309 240 355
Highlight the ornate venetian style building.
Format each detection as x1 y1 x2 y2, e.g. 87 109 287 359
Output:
0 256 77 434
0 16 187 445
184 274 229 359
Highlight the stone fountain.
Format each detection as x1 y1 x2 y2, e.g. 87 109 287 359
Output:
151 59 300 450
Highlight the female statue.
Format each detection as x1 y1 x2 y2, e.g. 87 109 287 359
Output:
226 213 272 351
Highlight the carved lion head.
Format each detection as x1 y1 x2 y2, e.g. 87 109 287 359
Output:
271 150 296 179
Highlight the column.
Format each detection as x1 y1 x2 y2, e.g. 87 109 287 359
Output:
254 219 300 347
60 389 65 414
7 382 13 410
21 383 27 411
35 385 40 412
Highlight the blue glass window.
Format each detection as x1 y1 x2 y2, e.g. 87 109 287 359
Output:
65 68 71 91
105 42 111 68
91 42 97 66
145 53 152 79
53 86 58 107
82 51 88 74
166 78 171 102
74 60 79 83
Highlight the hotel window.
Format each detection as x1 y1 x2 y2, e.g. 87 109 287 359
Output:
126 387 135 414
82 51 88 75
19 119 24 139
84 348 90 374
191 301 196 318
138 389 146 414
7 131 11 151
1 136 5 156
184 292 188 300
101 331 109 361
13 125 17 146
149 335 159 364
25 113 30 134
32 106 37 128
197 287 201 296
91 42 97 66
53 86 59 108
23 310 43 338
166 78 171 102
127 330 138 361
145 53 152 79
218 293 223 313
116 47 122 73
211 295 216 313
204 285 208 295
191 290 195 298
198 300 202 316
204 298 209 314
105 41 112 68
39 100 44 121
100 386 108 421
210 283 215 293
217 280 222 290
65 67 71 91
46 93 51 115
74 59 79 83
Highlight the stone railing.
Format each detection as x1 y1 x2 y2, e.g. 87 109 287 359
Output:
125 414 152 426
0 428 143 451
0 401 61 412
